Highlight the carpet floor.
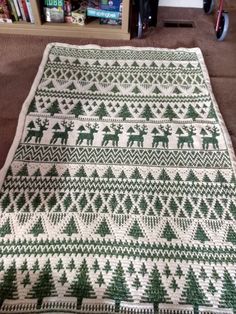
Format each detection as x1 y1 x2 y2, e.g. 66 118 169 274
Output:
0 5 236 168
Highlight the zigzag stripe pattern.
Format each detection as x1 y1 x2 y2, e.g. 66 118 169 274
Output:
2 176 236 197
0 237 236 264
14 145 231 168
50 46 199 61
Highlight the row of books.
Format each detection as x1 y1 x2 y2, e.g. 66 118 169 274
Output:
0 0 34 23
43 0 122 25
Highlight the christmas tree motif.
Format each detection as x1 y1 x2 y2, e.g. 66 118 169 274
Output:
66 259 96 309
152 125 172 149
25 118 49 143
20 260 28 273
21 272 31 287
103 260 112 273
62 168 70 177
103 261 133 312
102 124 123 147
1 194 11 211
163 264 172 278
96 272 105 287
92 259 100 273
198 199 208 218
127 124 148 148
31 193 42 211
50 120 74 145
214 170 227 183
194 224 209 243
141 264 170 313
76 122 99 146
199 266 208 281
139 263 148 277
176 127 184 138
58 271 67 286
162 104 179 121
16 193 26 210
30 217 45 237
109 195 118 212
96 218 111 237
229 201 236 220
185 104 201 121
103 167 116 179
75 166 87 177
180 266 209 314
0 261 18 308
46 165 58 177
31 259 40 273
226 226 236 245
169 197 178 216
202 125 220 150
128 220 144 239
161 221 177 242
219 269 236 312
118 104 132 121
200 128 207 139
47 100 60 116
175 265 184 279
70 101 85 117
211 267 220 281
207 281 217 295
16 164 29 176
184 199 193 217
132 275 141 290
55 258 64 271
27 98 37 114
94 102 109 120
32 168 42 177
169 277 179 292
186 170 199 183
124 195 133 213
63 194 72 210
127 262 136 276
28 260 57 309
158 169 171 181
177 125 196 149
63 217 78 236
130 168 143 180
214 200 224 218
67 259 76 272
140 104 155 121
94 195 103 212
207 103 217 120
47 193 57 210
0 218 11 237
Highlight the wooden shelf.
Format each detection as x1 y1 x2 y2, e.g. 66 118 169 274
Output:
0 0 130 39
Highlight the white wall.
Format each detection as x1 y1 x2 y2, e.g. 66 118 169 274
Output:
159 0 202 8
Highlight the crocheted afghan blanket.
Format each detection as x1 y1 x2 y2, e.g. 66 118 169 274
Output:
0 43 236 314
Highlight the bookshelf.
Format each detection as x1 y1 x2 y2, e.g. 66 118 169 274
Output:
0 0 131 39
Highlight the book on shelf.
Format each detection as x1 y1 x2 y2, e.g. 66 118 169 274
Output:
25 0 34 22
87 7 119 19
43 0 65 23
0 0 12 22
8 0 19 21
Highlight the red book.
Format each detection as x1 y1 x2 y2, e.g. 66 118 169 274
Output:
21 0 30 21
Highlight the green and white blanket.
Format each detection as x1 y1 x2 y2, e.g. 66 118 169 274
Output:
0 43 236 314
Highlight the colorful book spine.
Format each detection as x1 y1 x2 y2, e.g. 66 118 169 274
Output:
17 0 26 20
25 0 34 23
8 0 18 21
87 8 119 19
13 0 21 18
21 0 30 21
